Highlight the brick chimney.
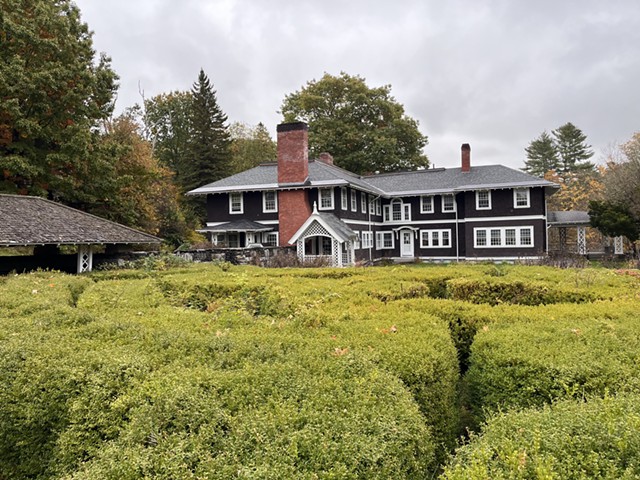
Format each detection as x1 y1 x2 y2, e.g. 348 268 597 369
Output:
318 152 334 165
277 122 309 184
461 143 471 172
276 122 312 246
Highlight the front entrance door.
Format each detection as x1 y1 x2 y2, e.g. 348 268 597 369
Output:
401 230 414 257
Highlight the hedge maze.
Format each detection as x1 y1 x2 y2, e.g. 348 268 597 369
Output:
1 263 639 478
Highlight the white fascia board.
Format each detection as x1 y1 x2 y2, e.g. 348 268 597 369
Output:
188 183 279 195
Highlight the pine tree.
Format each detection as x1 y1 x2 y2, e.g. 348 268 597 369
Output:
184 69 231 193
523 131 559 176
552 122 595 174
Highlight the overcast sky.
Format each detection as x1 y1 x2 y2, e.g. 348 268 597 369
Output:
74 0 640 170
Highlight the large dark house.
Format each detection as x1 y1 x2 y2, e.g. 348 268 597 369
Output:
188 122 558 266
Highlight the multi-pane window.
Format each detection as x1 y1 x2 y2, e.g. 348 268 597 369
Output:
514 188 530 208
376 231 394 249
361 231 373 249
392 200 402 221
375 198 381 216
229 192 243 214
384 199 411 222
341 187 348 210
262 191 277 213
474 226 534 248
442 194 456 212
369 195 375 214
476 190 491 210
421 195 434 213
351 190 357 211
262 232 278 247
420 229 452 248
361 192 367 213
319 188 334 210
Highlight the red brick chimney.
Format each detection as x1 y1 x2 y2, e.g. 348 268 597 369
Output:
277 122 312 246
461 143 471 173
277 122 309 184
318 152 334 165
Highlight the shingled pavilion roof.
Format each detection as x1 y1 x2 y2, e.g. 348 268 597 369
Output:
0 194 162 246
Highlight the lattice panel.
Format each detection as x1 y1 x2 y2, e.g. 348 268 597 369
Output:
577 227 587 255
303 221 330 238
614 236 624 255
77 245 93 273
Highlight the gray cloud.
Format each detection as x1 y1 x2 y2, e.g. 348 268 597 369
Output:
76 0 640 169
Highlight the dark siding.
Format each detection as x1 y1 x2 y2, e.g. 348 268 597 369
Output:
463 187 545 218
206 192 279 223
465 218 546 258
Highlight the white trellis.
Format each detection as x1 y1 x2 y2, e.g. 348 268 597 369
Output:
576 226 587 255
77 245 93 273
296 220 349 267
614 236 624 255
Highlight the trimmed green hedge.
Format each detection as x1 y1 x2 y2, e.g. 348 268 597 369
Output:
441 393 640 479
465 315 640 421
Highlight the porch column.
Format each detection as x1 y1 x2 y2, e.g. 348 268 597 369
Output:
576 227 587 255
77 245 93 273
559 227 567 252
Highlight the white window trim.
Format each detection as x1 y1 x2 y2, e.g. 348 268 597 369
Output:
319 188 334 210
229 192 244 214
475 190 492 210
375 198 381 216
262 232 279 247
386 198 411 223
351 190 357 212
375 231 395 250
361 192 367 213
361 231 374 249
262 191 278 213
473 226 534 248
354 232 361 249
420 195 434 214
441 194 456 213
369 194 375 215
420 229 452 248
513 188 531 209
341 187 348 210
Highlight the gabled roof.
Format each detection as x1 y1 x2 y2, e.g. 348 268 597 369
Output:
288 210 356 245
0 194 162 246
188 161 556 198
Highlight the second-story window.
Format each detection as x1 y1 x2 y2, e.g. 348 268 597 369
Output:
341 187 348 210
384 198 411 222
361 192 367 213
476 190 491 210
514 188 530 208
319 188 334 210
421 195 434 213
229 192 243 214
351 190 357 211
442 194 456 213
262 191 277 213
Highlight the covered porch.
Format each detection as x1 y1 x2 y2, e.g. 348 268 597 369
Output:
547 211 624 256
199 220 276 249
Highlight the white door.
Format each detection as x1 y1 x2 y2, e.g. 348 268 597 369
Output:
401 230 414 257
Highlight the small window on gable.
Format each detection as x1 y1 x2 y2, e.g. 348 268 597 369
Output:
421 195 434 213
351 190 357 212
514 188 530 208
262 191 277 213
229 192 243 214
476 190 491 210
319 188 334 210
442 194 456 213
341 187 348 210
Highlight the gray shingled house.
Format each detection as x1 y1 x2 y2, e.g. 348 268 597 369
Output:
0 194 161 273
189 122 560 266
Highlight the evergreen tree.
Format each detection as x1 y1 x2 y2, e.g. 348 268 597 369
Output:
552 122 595 174
523 131 559 176
184 69 230 194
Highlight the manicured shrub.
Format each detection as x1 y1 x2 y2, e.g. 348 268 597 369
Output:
465 315 640 422
441 393 640 479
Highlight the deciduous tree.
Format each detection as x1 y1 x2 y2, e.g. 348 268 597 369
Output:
280 72 428 174
0 0 118 201
228 122 276 174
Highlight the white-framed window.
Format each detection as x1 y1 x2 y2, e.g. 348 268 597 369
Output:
351 190 357 212
514 188 530 208
262 232 279 247
229 192 243 214
384 198 411 222
420 229 451 248
319 188 334 210
420 195 434 214
369 194 375 214
474 226 534 248
354 232 361 249
262 191 277 213
375 198 381 216
361 231 374 249
442 194 456 213
341 187 348 210
375 231 394 249
475 190 491 210
361 192 367 213
213 233 226 246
